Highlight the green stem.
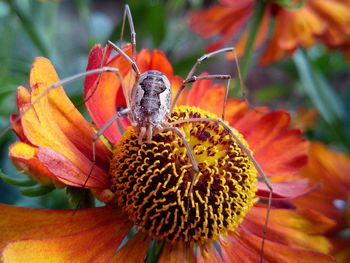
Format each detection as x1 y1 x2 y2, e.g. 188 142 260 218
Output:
240 0 268 80
5 0 50 57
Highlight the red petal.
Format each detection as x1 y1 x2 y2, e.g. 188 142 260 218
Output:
84 44 132 145
234 110 309 178
257 179 316 199
36 147 109 188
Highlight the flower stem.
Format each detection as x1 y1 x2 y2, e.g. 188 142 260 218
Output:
241 0 268 80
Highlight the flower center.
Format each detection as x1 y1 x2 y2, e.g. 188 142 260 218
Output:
110 105 257 243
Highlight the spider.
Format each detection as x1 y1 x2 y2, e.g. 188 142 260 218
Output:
4 5 273 262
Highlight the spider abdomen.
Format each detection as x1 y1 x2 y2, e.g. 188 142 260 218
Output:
130 70 172 125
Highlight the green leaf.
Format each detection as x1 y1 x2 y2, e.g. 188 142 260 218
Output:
293 49 344 124
5 0 50 57
0 170 37 187
21 185 55 197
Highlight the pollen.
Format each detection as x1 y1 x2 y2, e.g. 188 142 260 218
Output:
110 105 257 243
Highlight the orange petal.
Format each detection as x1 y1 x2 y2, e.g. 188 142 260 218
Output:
260 5 326 64
295 142 350 220
84 44 132 145
236 230 336 263
228 4 271 59
29 57 110 166
189 2 253 52
9 142 62 186
0 204 132 253
195 243 223 263
10 114 28 144
242 207 335 253
110 231 151 263
10 86 31 143
158 242 195 263
19 57 111 187
292 107 319 131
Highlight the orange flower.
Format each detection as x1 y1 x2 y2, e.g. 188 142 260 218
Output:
291 107 319 131
1 44 335 262
294 142 350 263
189 0 350 64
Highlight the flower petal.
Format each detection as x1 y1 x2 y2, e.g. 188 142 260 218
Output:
186 77 225 116
236 230 336 263
36 146 108 188
257 179 316 200
158 242 195 263
242 207 335 253
0 204 132 255
189 3 253 52
195 242 224 263
29 57 110 167
14 57 111 187
233 110 309 179
84 44 132 145
9 142 62 186
295 142 350 220
110 231 151 263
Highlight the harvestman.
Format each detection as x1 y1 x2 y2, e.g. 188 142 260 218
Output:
3 5 273 262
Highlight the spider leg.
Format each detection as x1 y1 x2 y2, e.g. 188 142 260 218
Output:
120 4 137 61
161 125 200 227
171 47 235 111
74 107 130 211
171 117 272 262
178 74 232 121
107 41 140 77
1 66 127 139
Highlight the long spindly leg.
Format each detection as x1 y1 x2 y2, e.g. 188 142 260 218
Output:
171 47 234 111
175 74 231 121
0 66 128 139
161 125 200 227
74 107 130 210
107 40 141 103
85 108 130 187
161 126 199 191
171 117 272 262
120 4 137 61
107 41 140 77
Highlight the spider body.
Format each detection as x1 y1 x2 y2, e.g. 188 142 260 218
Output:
130 70 172 142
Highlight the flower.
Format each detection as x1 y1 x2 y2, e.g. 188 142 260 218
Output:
294 142 350 263
291 107 319 131
1 43 336 262
189 0 350 64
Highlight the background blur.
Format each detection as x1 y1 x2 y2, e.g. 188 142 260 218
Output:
0 0 349 208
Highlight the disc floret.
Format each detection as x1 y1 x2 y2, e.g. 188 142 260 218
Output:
110 106 257 243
